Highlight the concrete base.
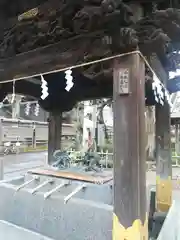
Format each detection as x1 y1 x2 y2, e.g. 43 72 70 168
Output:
0 174 112 240
148 190 167 239
157 200 180 240
0 220 53 240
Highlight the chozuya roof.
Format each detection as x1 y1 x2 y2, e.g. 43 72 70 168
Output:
0 0 179 111
0 0 180 70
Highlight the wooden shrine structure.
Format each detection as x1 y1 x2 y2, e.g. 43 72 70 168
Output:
0 0 180 239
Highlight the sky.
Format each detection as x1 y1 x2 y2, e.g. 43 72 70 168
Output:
169 70 180 79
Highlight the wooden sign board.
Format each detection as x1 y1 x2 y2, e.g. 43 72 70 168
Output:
118 68 130 95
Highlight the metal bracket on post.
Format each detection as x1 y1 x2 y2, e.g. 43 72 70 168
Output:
64 183 86 204
30 179 54 194
44 180 71 199
16 176 40 191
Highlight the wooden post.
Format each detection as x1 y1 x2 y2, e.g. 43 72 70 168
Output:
48 112 62 164
32 124 36 149
175 124 179 155
113 52 147 239
0 119 3 180
177 123 180 156
156 103 172 212
148 53 172 212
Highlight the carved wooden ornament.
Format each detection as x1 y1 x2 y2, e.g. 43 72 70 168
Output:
18 8 38 21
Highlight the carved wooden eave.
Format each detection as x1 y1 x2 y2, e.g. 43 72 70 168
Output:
0 0 46 20
0 0 134 81
0 0 180 112
0 2 180 81
0 31 111 81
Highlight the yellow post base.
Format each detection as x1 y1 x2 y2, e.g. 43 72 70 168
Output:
112 213 148 240
156 176 172 212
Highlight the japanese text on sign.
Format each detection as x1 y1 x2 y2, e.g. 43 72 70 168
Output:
118 68 129 95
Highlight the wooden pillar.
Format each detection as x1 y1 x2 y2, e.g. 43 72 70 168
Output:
32 124 36 148
48 112 62 164
113 52 147 239
0 119 3 180
175 124 179 154
178 124 180 154
156 103 172 212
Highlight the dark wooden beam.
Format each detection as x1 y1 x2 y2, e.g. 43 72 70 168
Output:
0 32 110 82
0 80 41 98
